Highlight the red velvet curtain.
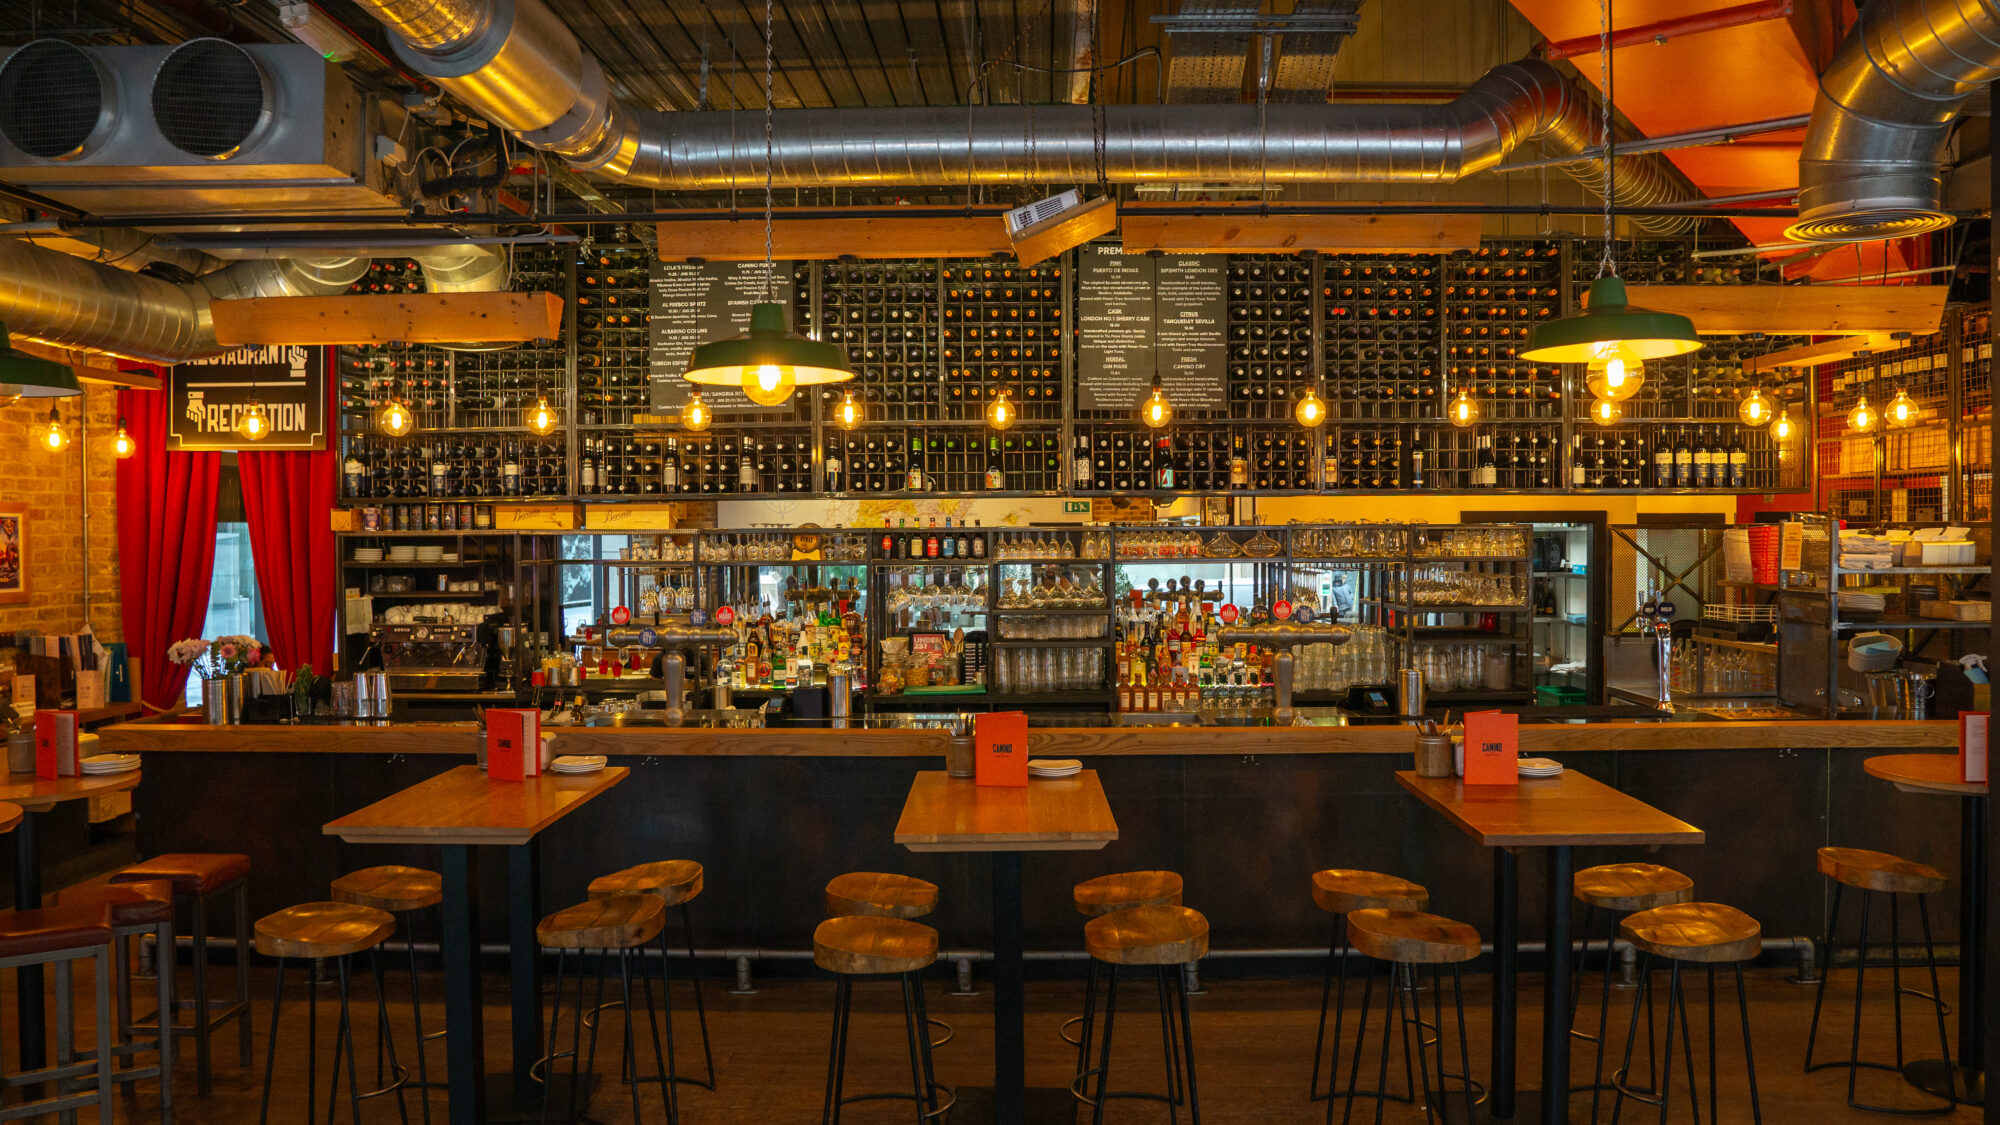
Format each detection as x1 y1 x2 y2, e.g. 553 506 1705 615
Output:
116 383 221 711
237 446 337 674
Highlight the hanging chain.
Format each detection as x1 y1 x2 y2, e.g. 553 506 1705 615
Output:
762 0 777 300
1596 0 1616 279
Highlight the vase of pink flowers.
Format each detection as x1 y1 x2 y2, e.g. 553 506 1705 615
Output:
168 636 263 724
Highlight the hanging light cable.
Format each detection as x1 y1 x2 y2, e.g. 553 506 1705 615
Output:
681 0 851 404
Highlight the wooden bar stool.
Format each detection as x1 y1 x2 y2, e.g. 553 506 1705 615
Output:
55 880 177 1124
1569 862 1693 1124
251 901 409 1125
587 859 716 1095
1334 908 1482 1125
1612 902 1765 1125
332 865 443 1125
1065 871 1184 1075
1070 904 1207 1125
1804 846 1956 1114
815 915 952 1125
0 903 116 1124
826 872 952 1050
1308 868 1427 1104
537 894 675 1125
110 853 253 1096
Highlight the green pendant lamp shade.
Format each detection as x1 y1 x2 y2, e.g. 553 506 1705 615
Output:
0 322 82 398
1519 277 1704 364
683 302 852 395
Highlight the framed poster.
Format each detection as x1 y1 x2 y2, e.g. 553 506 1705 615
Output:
0 506 25 605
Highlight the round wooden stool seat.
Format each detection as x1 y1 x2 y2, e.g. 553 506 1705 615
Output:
587 860 705 906
538 894 666 950
1345 909 1481 965
1816 847 1947 895
1083 904 1209 966
331 865 443 913
1620 902 1762 964
1073 871 1184 917
1573 863 1695 912
254 902 395 960
1311 869 1428 915
813 915 938 975
825 872 939 919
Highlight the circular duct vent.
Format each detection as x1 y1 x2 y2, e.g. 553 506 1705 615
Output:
1785 210 1956 244
0 41 110 160
151 39 269 160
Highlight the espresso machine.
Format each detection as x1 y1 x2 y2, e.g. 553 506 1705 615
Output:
371 624 492 693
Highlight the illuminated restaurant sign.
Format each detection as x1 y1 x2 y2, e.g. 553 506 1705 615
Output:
166 344 328 451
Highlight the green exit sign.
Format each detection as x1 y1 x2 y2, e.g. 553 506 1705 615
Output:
1063 501 1090 513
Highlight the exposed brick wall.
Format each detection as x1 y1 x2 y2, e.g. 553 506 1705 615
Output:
0 385 122 643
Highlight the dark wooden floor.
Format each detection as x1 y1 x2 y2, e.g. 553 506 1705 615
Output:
20 959 1981 1123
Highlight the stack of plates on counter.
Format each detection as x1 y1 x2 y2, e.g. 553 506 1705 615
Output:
1028 758 1083 779
416 546 444 562
352 548 383 563
439 553 459 563
549 755 607 775
80 754 141 775
1518 757 1565 778
388 546 417 563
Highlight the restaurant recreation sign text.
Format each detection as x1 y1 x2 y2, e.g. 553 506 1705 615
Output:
166 344 328 451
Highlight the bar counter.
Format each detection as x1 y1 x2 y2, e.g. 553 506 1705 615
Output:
100 718 1965 962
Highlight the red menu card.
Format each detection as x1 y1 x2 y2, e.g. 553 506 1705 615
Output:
485 709 541 782
975 711 1029 787
34 710 80 779
1962 712 1989 785
1461 710 1519 786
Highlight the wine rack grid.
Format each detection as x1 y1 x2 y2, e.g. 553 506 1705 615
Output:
335 234 1872 504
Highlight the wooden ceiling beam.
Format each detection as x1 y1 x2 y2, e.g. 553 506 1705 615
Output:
1740 333 1899 374
657 208 1018 261
1119 205 1482 253
1618 284 1949 337
208 291 564 347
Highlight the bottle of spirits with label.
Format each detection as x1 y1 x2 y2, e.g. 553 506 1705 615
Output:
1727 427 1748 489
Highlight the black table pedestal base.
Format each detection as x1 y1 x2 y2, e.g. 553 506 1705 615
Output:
481 1072 599 1123
1902 1059 1985 1106
947 1084 1078 1124
1434 1088 1543 1124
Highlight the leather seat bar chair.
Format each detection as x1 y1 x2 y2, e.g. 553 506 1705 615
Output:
0 903 116 1124
55 880 177 1124
111 853 253 1096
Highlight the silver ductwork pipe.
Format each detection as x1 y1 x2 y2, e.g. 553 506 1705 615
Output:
407 243 511 292
357 0 1698 232
1790 0 2000 243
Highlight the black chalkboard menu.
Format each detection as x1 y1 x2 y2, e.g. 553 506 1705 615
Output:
1076 247 1226 411
648 260 793 412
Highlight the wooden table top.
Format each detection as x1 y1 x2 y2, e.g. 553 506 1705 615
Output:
0 770 141 812
0 802 24 834
1864 753 1989 797
894 770 1119 853
1395 770 1705 848
324 765 630 847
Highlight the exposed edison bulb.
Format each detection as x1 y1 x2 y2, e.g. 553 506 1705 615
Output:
1448 389 1478 428
682 390 712 432
1849 396 1877 433
986 387 1016 430
376 397 413 437
41 408 66 452
835 390 861 430
1772 410 1795 442
1885 388 1919 429
1585 356 1645 402
741 363 797 407
527 393 558 435
235 398 270 441
1141 376 1173 429
112 417 135 459
1294 387 1327 428
1736 387 1772 427
1588 396 1625 425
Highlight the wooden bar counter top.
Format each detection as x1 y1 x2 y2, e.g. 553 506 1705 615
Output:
99 717 1958 756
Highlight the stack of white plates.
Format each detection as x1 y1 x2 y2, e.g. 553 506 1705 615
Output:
80 754 141 775
1838 591 1886 612
1028 758 1083 779
416 546 444 562
549 755 607 775
440 553 460 563
1518 757 1564 778
353 548 383 563
388 546 417 563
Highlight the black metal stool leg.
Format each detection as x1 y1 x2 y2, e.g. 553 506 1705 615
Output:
335 957 365 1125
618 951 643 1125
1404 967 1436 1125
1073 958 1100 1102
1312 915 1346 1101
1735 963 1763 1125
912 971 940 1116
1847 890 1872 1107
371 948 412 1125
1455 966 1478 1125
236 882 254 1070
1611 953 1651 1125
635 942 677 1125
1156 966 1185 1113
1804 880 1845 1072
1891 895 1907 1069
1336 966 1376 1125
405 922 434 1125
1090 967 1120 1125
1916 895 1959 1104
826 976 853 1125
539 950 565 1125
1176 964 1201 1125
191 892 211 1097
680 903 716 1090
256 958 286 1125
899 973 927 1125
1371 961 1398 1125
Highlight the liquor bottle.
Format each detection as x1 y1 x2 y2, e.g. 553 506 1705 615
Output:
985 438 1005 491
1571 435 1588 488
502 441 522 496
970 521 987 558
941 517 956 558
1692 426 1714 489
1475 434 1497 487
925 518 940 559
879 519 894 557
956 524 970 559
1230 436 1250 489
1673 427 1693 488
1154 435 1175 490
1727 427 1748 489
1652 430 1673 488
579 439 598 494
1409 443 1426 488
1072 433 1092 487
825 448 842 492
